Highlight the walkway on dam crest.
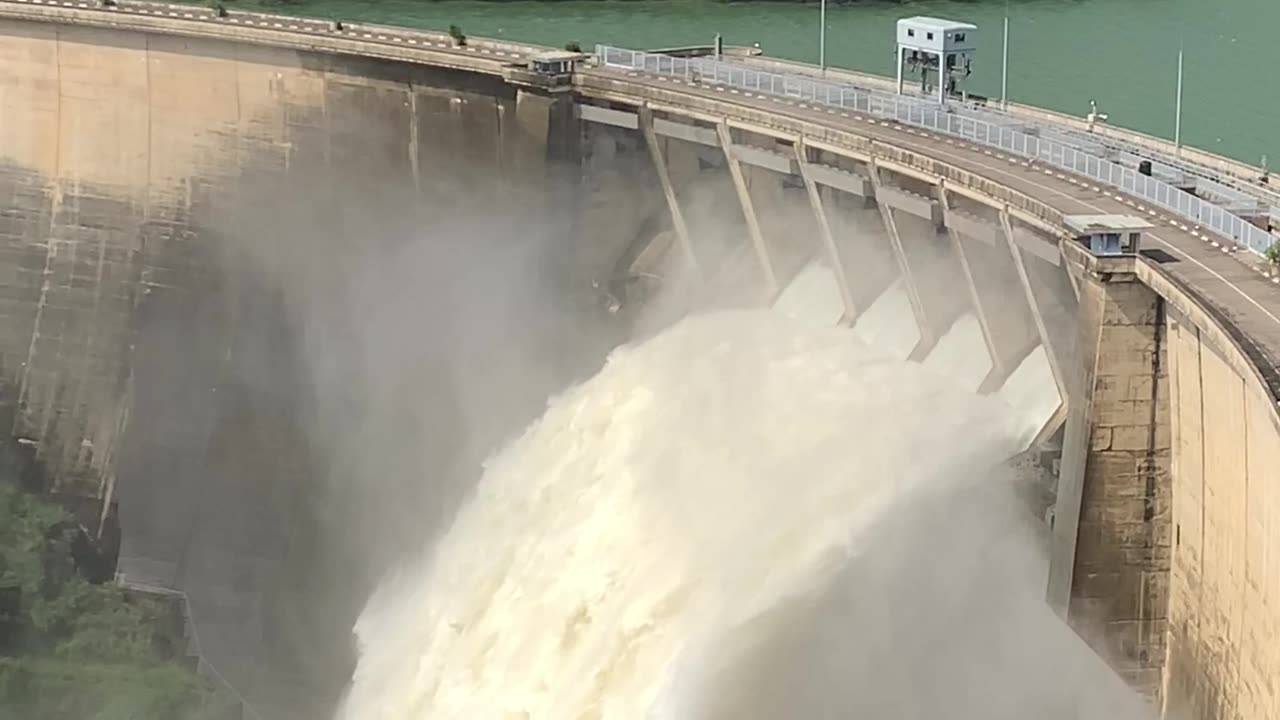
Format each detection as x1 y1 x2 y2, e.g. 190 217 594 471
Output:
589 65 1280 403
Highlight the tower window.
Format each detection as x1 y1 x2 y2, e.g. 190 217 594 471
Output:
927 32 934 40
907 29 915 37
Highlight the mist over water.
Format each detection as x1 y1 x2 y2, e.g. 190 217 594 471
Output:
334 309 1153 720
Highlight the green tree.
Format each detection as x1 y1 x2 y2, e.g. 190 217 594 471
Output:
0 484 211 718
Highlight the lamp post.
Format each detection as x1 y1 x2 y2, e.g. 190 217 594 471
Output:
1001 1 1009 109
819 0 827 76
1174 42 1185 152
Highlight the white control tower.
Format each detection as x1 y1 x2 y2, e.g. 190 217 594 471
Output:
895 16 977 105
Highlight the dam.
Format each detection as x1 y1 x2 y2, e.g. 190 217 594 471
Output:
0 1 1278 718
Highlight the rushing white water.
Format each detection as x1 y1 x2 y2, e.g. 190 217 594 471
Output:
334 309 1037 720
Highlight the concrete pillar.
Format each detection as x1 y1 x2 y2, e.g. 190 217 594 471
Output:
1047 262 1173 703
1001 209 1069 444
717 123 779 297
936 185 1003 385
639 106 699 275
868 168 968 361
794 140 857 320
868 160 933 355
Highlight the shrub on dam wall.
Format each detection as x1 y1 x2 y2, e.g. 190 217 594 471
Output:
0 483 210 718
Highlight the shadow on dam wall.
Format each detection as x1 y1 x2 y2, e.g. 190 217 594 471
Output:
0 20 664 715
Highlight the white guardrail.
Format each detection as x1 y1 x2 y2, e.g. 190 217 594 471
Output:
595 45 1278 257
739 54 1280 224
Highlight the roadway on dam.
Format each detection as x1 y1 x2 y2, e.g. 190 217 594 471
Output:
584 65 1280 400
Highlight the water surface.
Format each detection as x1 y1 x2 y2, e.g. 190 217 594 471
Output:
263 0 1278 164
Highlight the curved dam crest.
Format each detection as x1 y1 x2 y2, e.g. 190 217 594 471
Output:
0 5 1278 719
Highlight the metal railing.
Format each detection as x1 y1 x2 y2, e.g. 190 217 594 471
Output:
118 576 264 720
736 54 1280 222
596 45 1278 257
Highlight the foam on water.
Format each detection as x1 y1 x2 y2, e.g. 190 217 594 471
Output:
771 262 845 328
921 312 993 394
998 346 1064 448
334 309 1033 720
850 279 920 358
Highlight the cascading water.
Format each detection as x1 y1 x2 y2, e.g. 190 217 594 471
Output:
334 309 1147 720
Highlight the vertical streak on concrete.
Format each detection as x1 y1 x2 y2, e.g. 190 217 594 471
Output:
320 68 331 172
1140 297 1168 698
493 91 505 195
638 106 698 274
1160 311 1184 720
96 374 131 539
868 159 931 352
144 32 153 224
407 81 420 195
72 218 109 477
1062 245 1082 300
793 140 857 319
936 182 1000 383
1235 372 1250 720
716 123 777 297
17 242 55 437
16 28 62 440
1000 208 1068 445
35 237 72 453
1144 300 1167 522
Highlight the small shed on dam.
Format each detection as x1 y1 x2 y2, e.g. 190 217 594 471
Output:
1064 214 1153 256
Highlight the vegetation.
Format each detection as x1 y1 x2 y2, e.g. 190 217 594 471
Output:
1266 241 1280 268
448 23 467 46
564 41 583 53
0 483 211 719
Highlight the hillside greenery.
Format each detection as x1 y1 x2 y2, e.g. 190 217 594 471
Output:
0 482 211 719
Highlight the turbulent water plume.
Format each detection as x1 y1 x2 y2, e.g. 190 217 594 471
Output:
335 309 1150 720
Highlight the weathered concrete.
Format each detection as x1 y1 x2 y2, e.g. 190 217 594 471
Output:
1163 307 1280 720
0 14 614 717
0 17 583 493
1047 248 1280 720
1057 266 1173 700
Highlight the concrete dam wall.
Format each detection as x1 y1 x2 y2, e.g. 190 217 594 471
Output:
1 6 1279 719
0 15 615 715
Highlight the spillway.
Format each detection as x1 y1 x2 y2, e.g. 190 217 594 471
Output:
335 309 1142 720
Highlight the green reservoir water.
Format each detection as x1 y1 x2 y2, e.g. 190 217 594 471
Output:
261 0 1277 165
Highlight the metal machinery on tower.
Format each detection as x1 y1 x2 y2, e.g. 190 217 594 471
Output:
895 16 977 105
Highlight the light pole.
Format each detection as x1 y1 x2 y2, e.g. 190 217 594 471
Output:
819 0 827 76
1001 1 1009 109
1174 41 1185 152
